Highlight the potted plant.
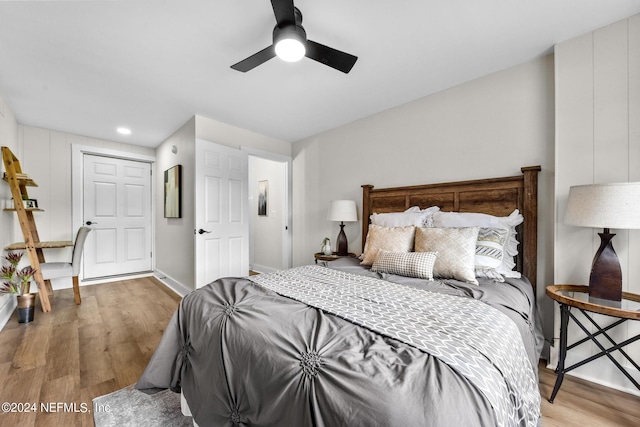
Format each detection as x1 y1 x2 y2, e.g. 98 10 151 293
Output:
1 252 37 323
321 237 332 256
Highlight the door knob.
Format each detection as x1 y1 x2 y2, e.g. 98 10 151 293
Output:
197 229 212 234
85 221 98 225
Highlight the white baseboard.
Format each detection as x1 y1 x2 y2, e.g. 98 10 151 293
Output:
250 264 280 274
0 295 17 331
80 271 154 286
153 269 193 297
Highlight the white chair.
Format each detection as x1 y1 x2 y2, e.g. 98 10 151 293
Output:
39 226 92 305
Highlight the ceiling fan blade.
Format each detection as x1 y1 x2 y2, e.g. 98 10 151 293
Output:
305 40 357 74
231 45 276 72
270 0 296 27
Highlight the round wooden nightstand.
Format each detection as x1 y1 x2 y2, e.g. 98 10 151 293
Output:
546 284 640 403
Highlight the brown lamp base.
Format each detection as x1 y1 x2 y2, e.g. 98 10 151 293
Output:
589 229 622 302
336 222 349 256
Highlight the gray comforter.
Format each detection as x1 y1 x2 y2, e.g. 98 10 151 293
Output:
137 258 544 427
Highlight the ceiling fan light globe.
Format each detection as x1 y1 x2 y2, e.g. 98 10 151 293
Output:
275 38 306 62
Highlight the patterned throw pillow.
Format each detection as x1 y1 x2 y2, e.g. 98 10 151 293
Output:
432 210 523 278
361 225 415 265
414 227 479 285
371 250 438 280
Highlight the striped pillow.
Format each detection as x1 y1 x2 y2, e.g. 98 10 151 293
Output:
475 227 509 281
371 250 438 280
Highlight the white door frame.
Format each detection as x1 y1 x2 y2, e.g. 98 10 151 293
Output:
71 144 155 281
241 146 292 270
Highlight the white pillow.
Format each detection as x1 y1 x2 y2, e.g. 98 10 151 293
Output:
361 225 416 265
414 227 479 285
371 250 437 280
432 210 523 278
370 206 440 228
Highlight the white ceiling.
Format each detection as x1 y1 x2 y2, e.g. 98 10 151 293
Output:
1 0 639 148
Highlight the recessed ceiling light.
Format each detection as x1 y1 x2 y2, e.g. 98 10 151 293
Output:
117 127 131 135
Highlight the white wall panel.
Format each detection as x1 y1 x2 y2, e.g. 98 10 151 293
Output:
0 92 20 328
555 33 595 287
594 20 631 359
628 15 640 365
555 14 640 395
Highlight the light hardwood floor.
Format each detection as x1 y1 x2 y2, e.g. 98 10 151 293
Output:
0 276 181 427
0 277 639 426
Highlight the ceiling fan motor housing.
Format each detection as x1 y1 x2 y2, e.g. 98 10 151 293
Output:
273 24 307 46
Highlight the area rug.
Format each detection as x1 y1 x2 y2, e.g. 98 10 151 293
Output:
93 384 192 427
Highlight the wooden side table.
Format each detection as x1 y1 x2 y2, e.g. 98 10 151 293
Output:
314 252 356 264
546 284 640 402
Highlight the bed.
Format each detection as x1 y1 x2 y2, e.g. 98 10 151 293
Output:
137 166 544 427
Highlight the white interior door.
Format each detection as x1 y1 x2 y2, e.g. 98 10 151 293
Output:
195 139 249 288
83 154 152 278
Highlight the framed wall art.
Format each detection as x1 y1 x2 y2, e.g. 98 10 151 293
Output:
164 165 182 218
258 180 268 216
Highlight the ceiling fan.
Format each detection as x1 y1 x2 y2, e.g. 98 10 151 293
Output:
231 0 358 74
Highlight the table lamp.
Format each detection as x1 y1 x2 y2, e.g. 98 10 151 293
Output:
327 200 358 256
564 182 640 301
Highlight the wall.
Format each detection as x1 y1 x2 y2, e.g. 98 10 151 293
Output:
17 126 155 245
0 119 153 326
554 14 640 394
292 54 556 337
0 91 19 328
195 115 291 157
17 126 155 266
154 115 291 292
249 156 286 272
154 117 196 293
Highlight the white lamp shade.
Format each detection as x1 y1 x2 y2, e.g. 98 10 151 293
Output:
564 182 640 229
327 200 358 222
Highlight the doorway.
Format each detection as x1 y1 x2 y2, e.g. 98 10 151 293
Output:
245 148 292 273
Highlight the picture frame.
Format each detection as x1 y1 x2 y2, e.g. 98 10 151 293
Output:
23 199 38 209
258 180 268 217
164 165 182 218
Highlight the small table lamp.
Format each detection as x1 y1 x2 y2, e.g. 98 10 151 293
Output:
327 200 358 256
564 182 640 301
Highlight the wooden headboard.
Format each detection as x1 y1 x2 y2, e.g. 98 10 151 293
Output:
361 166 541 290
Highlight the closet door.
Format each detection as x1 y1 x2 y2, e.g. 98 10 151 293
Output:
83 154 152 278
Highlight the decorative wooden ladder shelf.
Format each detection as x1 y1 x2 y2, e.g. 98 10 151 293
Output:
2 146 52 312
